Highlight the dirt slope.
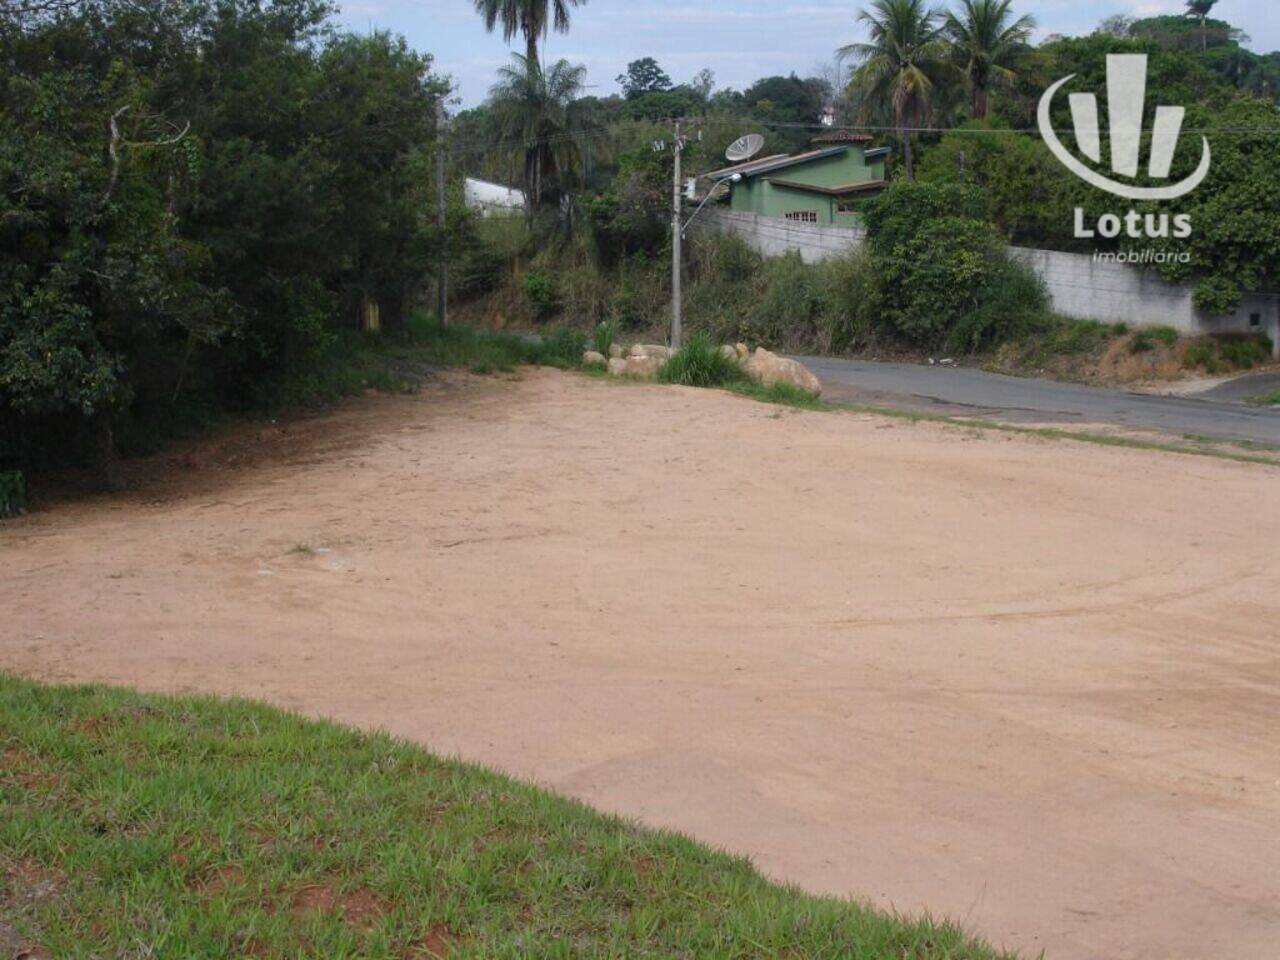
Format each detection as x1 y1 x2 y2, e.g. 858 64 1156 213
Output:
3 368 1279 960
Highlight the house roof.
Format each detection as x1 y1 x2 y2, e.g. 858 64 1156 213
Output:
863 146 892 160
811 129 873 144
706 146 848 182
766 177 889 196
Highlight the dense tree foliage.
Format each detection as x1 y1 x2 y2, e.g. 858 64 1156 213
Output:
0 0 447 482
616 57 671 100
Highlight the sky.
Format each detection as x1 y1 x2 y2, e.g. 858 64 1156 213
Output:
333 0 1277 108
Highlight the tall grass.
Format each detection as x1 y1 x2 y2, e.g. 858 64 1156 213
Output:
658 333 746 387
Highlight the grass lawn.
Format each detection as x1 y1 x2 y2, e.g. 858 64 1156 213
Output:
0 676 1012 959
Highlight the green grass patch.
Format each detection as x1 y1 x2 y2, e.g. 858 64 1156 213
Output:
1183 335 1273 374
1128 326 1179 353
658 334 746 388
400 315 583 373
1246 390 1280 407
0 676 1009 959
727 380 828 410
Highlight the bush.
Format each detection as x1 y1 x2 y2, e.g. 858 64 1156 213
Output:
523 268 559 320
745 253 824 346
1129 326 1180 353
537 328 588 367
1184 334 1272 373
815 252 879 353
593 319 618 357
609 256 666 329
863 182 1047 350
863 182 991 255
0 470 26 518
659 334 745 387
947 259 1048 352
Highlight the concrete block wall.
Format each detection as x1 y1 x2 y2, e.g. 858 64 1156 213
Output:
701 209 1280 353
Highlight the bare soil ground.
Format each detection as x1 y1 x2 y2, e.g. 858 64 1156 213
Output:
4 368 1279 960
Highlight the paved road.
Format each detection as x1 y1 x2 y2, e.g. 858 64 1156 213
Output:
796 355 1280 446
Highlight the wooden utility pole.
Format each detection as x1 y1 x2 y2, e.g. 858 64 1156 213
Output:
436 100 448 326
670 118 683 350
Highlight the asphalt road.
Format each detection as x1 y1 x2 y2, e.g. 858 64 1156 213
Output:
796 355 1280 446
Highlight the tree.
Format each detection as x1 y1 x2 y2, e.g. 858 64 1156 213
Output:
690 68 715 103
1 0 448 487
1186 0 1217 51
489 54 589 211
473 0 585 68
839 0 952 179
944 0 1035 119
1096 15 1134 38
616 57 671 100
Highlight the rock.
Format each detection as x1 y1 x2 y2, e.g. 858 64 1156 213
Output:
606 357 628 376
641 344 672 360
743 348 822 396
734 342 749 359
718 344 738 361
626 343 648 359
608 343 624 359
624 355 663 378
582 350 606 366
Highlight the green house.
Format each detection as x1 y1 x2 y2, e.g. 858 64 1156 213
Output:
707 132 889 225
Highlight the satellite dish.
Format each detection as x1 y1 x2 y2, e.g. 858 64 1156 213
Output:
725 133 765 163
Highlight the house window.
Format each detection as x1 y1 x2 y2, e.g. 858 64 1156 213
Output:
1249 312 1262 328
785 210 818 223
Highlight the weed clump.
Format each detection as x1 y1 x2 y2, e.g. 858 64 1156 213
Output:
658 334 746 388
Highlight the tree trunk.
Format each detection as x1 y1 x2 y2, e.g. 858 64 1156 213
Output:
91 409 125 492
901 120 914 180
525 32 538 69
973 85 989 120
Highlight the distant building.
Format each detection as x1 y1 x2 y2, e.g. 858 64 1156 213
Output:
705 134 889 225
463 177 525 217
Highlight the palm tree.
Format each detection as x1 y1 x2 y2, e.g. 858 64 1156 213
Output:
944 0 1035 120
474 0 585 68
1186 0 1217 51
489 54 588 212
838 0 951 179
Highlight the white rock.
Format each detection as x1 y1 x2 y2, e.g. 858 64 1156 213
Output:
606 357 628 376
625 355 663 378
608 343 624 359
718 344 738 361
582 350 606 366
743 348 822 396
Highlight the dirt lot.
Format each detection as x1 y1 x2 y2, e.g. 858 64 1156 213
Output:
4 368 1279 960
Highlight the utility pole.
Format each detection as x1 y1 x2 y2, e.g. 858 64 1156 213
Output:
436 100 448 327
670 118 683 350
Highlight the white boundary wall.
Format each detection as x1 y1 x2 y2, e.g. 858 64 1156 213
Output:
700 209 1280 352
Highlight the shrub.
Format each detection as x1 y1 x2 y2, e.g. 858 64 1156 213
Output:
1184 334 1272 373
609 256 666 330
863 182 1046 350
536 328 588 368
745 252 823 346
0 470 25 518
815 252 877 353
863 182 991 255
659 334 745 387
1129 326 1179 353
523 268 559 320
948 259 1048 352
593 318 618 357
